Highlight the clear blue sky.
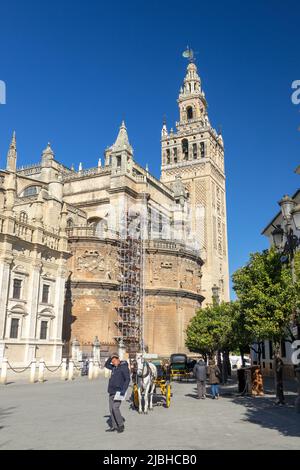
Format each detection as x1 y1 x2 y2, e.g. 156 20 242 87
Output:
0 0 299 295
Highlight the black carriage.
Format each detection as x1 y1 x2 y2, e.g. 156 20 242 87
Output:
170 353 194 381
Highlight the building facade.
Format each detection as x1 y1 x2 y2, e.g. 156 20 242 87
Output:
0 60 229 364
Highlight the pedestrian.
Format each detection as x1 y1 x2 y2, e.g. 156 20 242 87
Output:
207 359 221 399
104 353 130 433
193 356 207 399
273 353 285 405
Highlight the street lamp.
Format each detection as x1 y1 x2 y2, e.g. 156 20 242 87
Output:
271 225 284 250
279 195 295 221
272 196 300 263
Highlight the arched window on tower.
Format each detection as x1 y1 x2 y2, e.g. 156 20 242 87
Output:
200 142 205 158
182 139 189 160
166 149 170 164
193 143 197 159
173 147 178 164
186 106 193 120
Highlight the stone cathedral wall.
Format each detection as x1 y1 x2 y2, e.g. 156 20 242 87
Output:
64 237 204 357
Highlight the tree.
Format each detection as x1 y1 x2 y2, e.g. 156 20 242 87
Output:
232 248 300 346
232 247 300 401
186 302 232 356
230 301 252 366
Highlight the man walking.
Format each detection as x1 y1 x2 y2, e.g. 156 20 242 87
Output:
193 357 207 399
105 353 130 433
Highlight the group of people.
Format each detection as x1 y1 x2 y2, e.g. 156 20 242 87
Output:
193 357 222 400
104 353 222 434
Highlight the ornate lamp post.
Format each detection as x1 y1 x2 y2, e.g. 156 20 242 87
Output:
271 195 300 412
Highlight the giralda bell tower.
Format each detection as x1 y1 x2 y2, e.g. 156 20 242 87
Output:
160 52 230 304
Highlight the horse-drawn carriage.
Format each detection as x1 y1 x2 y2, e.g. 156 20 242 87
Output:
132 356 172 412
152 359 172 408
169 353 195 381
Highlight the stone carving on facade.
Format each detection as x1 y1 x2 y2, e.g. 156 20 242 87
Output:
13 246 26 255
42 251 56 263
12 264 29 276
41 269 56 279
161 261 172 269
211 165 225 185
8 304 28 316
76 250 105 273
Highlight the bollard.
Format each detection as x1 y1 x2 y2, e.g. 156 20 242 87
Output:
68 359 74 381
38 359 45 383
88 358 94 380
29 360 36 383
61 358 67 381
0 358 8 385
93 360 100 379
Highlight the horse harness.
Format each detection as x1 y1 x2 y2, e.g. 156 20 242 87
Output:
137 361 154 380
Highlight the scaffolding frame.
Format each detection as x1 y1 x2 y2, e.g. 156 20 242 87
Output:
115 212 145 354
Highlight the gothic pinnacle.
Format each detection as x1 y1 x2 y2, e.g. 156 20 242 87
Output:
11 130 16 148
112 120 132 153
6 130 17 172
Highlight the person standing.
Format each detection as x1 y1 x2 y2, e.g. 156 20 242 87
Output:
207 359 221 399
104 353 130 433
193 357 207 399
273 354 285 405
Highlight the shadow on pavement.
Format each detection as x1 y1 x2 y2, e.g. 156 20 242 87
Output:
0 406 16 437
184 393 199 399
230 394 300 438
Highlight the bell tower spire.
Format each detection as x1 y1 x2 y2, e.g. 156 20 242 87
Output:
177 61 207 126
160 54 229 304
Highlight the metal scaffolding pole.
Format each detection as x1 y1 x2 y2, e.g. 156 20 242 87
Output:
115 211 145 355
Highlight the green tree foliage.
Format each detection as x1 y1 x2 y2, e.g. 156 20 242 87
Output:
232 248 300 344
186 302 238 355
186 248 300 359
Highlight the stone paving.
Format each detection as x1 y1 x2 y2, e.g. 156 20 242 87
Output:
0 375 299 450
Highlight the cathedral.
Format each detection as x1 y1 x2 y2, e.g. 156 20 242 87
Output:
0 60 229 365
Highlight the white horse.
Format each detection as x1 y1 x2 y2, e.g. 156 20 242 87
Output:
136 354 157 414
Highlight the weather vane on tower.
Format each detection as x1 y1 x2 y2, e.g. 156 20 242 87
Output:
182 46 196 63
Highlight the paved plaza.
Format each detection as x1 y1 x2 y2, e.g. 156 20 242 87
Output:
0 377 300 450
0 375 299 450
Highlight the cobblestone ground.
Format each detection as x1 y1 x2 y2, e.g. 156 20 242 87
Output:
0 375 299 450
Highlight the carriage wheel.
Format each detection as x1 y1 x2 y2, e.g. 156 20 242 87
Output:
165 383 171 408
133 383 139 409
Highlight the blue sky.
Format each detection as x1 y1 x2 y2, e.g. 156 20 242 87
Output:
0 0 299 295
